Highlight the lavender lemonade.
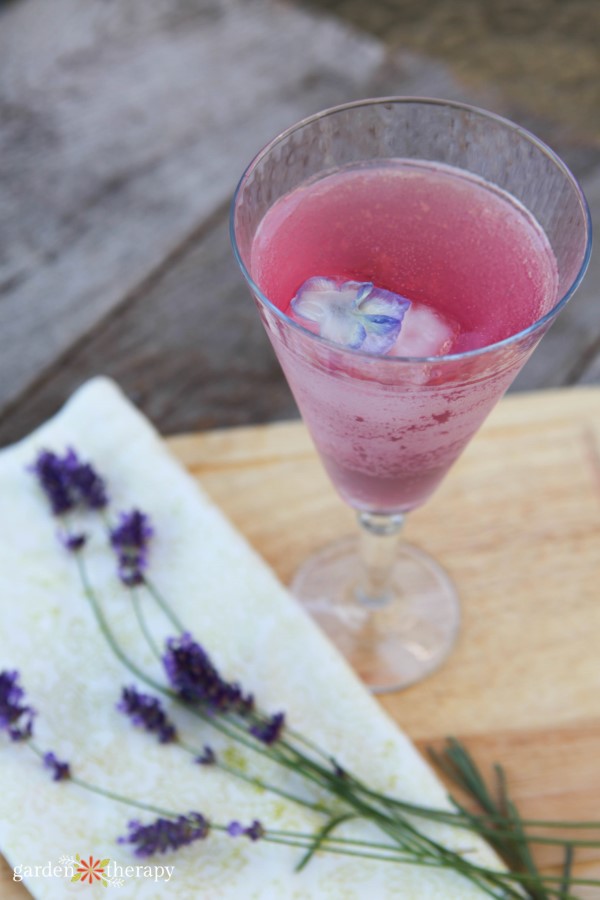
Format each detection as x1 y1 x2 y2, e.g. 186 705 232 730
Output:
250 161 558 513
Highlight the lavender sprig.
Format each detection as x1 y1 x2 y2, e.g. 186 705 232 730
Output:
163 632 254 716
30 449 108 515
119 813 210 857
110 510 153 587
117 687 177 744
0 670 36 741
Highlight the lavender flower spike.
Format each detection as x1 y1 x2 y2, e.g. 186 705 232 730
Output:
117 687 177 743
110 510 153 586
30 448 108 516
0 670 36 741
118 813 210 857
29 450 74 515
43 751 71 781
163 633 254 716
69 457 109 510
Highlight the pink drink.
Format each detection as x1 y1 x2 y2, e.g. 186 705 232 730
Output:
251 162 558 513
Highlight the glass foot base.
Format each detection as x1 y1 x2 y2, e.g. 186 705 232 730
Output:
291 536 460 693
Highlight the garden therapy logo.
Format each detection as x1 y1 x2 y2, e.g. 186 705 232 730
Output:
69 854 112 886
63 854 175 886
12 855 174 887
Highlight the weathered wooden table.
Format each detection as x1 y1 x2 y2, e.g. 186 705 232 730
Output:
0 0 599 448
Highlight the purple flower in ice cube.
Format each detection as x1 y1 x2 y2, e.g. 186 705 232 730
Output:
291 277 411 355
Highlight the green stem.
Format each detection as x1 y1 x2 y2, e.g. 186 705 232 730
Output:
178 738 332 816
143 578 185 633
340 779 600 849
131 587 163 662
75 553 166 695
28 742 176 818
24 742 520 883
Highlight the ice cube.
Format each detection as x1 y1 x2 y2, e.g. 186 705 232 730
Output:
390 303 458 358
290 276 410 355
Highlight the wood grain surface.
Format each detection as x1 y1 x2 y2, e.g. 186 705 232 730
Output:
2 386 599 897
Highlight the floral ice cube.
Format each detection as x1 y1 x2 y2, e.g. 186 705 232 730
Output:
390 304 458 358
290 276 411 355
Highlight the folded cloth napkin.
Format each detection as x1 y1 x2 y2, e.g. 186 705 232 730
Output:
0 379 499 898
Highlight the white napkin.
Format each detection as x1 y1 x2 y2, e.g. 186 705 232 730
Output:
0 378 499 898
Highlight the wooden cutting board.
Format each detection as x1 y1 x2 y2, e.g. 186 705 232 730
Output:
2 387 599 897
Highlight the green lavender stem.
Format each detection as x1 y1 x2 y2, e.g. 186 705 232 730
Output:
130 587 163 662
143 578 185 634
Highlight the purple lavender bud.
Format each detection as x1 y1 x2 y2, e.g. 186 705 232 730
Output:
68 459 108 510
117 687 177 743
0 670 36 741
245 820 265 841
250 712 285 746
60 532 88 553
195 746 216 766
30 448 108 516
163 633 254 716
30 450 75 515
110 510 153 586
332 761 347 779
43 751 71 781
227 820 265 841
118 813 210 857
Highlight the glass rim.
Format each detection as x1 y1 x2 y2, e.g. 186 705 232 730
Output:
230 96 592 366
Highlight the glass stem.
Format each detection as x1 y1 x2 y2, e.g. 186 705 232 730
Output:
355 512 405 608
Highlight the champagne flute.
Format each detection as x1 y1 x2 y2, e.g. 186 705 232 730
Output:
231 98 591 692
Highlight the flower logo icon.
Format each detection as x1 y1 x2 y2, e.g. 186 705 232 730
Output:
71 854 110 887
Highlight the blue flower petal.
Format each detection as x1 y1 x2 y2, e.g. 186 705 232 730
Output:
289 277 411 354
351 281 374 303
358 285 411 320
362 315 403 333
321 313 366 349
292 277 355 324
